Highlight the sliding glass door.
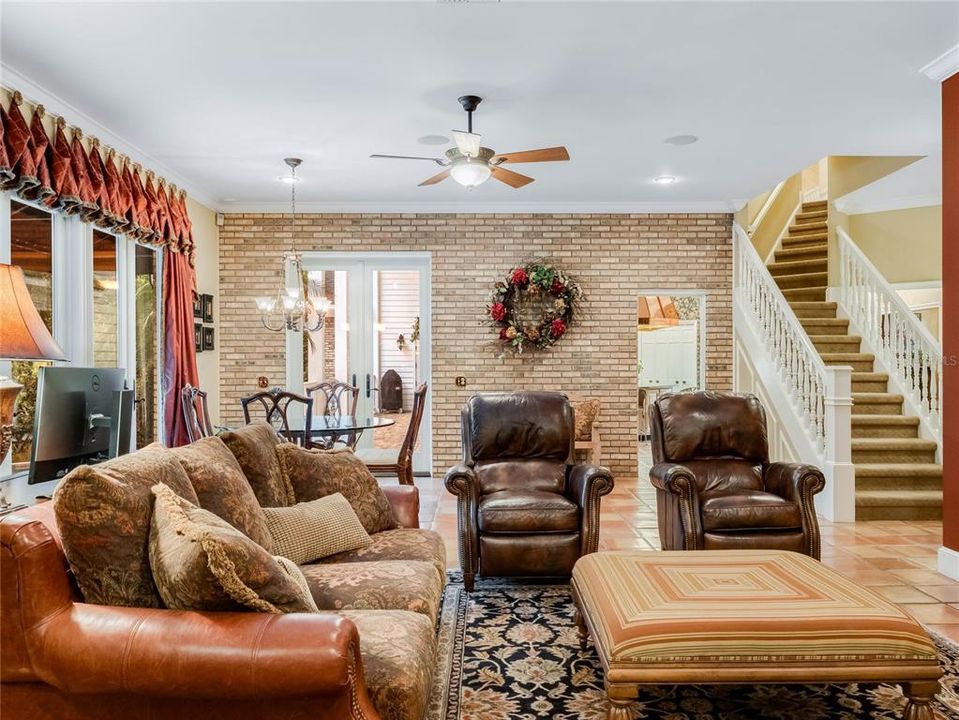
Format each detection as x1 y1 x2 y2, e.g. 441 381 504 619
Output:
288 253 432 474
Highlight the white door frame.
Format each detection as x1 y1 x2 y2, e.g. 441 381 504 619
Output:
287 251 433 473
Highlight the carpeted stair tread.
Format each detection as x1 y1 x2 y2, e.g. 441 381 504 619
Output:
851 371 890 393
781 286 827 301
802 199 827 212
852 438 938 464
795 210 828 223
789 301 838 318
809 335 862 352
788 221 828 235
852 415 920 438
782 234 828 248
774 245 828 263
773 271 828 289
769 258 827 276
854 463 942 477
853 393 904 415
821 352 875 371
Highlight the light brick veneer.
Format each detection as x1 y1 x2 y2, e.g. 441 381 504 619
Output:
218 213 733 478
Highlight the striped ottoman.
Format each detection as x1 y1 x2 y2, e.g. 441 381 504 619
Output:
571 550 941 720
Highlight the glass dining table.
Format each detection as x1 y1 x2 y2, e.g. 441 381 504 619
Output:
292 415 395 448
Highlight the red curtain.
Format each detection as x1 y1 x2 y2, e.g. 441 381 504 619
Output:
162 248 199 447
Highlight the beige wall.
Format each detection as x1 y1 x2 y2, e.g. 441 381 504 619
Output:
848 205 942 284
188 197 220 423
826 156 922 285
217 213 734 479
738 172 801 259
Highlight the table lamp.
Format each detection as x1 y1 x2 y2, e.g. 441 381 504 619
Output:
0 263 68 475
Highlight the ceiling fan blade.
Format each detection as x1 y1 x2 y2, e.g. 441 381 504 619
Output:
492 146 570 164
451 130 482 158
490 166 534 189
418 169 451 187
371 154 447 166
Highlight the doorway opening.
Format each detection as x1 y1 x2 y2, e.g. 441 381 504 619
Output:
636 291 706 442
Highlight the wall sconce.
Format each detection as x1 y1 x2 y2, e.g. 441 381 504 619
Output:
396 333 407 350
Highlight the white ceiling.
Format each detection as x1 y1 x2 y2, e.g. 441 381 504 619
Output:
1 1 955 212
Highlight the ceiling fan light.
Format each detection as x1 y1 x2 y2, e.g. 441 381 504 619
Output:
450 157 491 187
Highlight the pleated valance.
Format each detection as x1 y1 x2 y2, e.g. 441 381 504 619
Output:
0 87 195 265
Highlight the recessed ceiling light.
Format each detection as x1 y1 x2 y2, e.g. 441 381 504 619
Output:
418 134 450 146
277 175 300 184
653 175 677 185
664 135 699 146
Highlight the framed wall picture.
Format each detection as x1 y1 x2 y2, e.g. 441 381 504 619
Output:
202 325 215 351
201 293 214 323
193 293 202 319
194 322 203 353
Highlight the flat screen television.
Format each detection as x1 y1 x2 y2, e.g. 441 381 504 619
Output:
28 367 134 484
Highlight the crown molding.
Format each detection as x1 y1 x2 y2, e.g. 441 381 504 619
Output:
920 44 959 82
834 192 941 215
217 200 738 215
1 63 219 210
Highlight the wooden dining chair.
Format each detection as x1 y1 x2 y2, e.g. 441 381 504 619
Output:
240 388 313 446
305 379 360 449
365 383 427 486
181 384 214 443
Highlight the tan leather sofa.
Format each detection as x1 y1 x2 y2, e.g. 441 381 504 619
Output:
1 425 445 720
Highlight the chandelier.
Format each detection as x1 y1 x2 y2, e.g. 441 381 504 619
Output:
255 158 331 332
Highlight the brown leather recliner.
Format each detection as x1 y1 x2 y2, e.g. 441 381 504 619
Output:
445 391 614 592
649 391 825 559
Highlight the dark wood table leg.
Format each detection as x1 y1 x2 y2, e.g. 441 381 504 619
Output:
902 680 939 720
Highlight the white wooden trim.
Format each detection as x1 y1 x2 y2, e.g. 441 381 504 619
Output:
937 545 959 581
747 180 784 236
920 44 959 82
218 200 739 215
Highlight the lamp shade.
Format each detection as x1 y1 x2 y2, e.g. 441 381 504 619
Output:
0 263 67 361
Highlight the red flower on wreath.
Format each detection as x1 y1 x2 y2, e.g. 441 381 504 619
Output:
489 302 506 321
550 319 567 337
511 268 529 285
499 327 509 340
550 279 565 295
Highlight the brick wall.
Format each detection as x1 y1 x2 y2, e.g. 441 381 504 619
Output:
218 213 733 479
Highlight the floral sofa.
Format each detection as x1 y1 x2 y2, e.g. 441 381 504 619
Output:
0 422 445 720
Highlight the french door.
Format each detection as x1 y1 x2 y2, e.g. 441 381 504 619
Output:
285 253 432 474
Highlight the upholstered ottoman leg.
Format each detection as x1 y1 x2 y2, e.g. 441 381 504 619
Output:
903 680 939 720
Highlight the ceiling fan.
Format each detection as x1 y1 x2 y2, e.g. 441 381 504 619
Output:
370 95 570 189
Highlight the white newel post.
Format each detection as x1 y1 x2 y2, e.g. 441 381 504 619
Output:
821 365 855 522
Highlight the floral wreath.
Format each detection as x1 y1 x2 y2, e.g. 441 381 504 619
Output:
485 260 583 355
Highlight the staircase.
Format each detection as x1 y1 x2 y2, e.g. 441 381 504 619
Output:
767 200 942 521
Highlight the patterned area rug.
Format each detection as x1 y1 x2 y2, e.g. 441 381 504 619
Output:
427 573 959 720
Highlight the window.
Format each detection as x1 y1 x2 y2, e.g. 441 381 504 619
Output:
92 230 118 368
2 193 165 464
9 200 54 468
134 244 160 446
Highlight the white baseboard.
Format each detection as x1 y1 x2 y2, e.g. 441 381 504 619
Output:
937 545 959 581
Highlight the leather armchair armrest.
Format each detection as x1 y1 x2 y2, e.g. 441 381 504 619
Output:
444 464 480 580
765 462 825 559
381 484 420 528
765 462 826 503
567 463 614 556
649 462 699 498
28 604 376 709
567 463 614 509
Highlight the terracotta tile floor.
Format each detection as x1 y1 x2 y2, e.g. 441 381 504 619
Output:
408 441 959 642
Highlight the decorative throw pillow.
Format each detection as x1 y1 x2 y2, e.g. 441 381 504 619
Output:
172 436 273 551
53 443 199 608
274 445 397 535
571 398 600 442
263 493 372 564
220 422 294 507
148 484 316 613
